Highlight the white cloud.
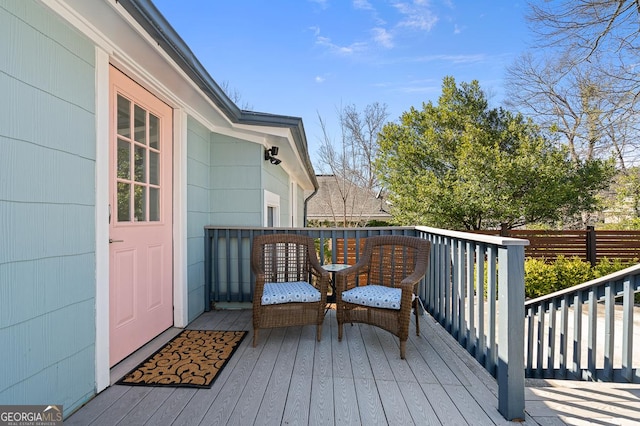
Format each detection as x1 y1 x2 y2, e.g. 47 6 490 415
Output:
353 0 374 10
393 0 439 31
392 53 486 64
372 27 394 48
315 75 326 83
315 35 367 55
309 0 329 9
453 24 463 34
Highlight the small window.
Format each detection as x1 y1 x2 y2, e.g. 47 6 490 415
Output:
264 190 280 227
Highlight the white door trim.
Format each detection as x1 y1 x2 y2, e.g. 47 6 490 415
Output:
173 109 189 328
95 47 110 393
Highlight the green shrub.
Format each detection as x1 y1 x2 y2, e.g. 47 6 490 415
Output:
524 258 558 298
592 257 638 278
524 256 637 300
553 256 593 290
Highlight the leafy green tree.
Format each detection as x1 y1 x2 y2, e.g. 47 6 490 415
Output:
375 77 614 230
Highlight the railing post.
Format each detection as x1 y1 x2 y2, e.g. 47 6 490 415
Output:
586 225 596 266
497 244 525 420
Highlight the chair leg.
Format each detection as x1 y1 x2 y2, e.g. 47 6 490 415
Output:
253 329 258 347
338 323 343 341
317 324 322 342
400 339 406 359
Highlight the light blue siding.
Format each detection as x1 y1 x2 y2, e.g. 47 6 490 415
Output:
186 116 212 321
186 128 269 318
210 134 262 225
0 0 96 417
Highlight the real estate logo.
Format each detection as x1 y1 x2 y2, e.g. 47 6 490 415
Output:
0 405 62 426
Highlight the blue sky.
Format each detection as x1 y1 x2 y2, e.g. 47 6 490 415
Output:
151 0 530 165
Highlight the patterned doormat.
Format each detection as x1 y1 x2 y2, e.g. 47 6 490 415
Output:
116 330 247 388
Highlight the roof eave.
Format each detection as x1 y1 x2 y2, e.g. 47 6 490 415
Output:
118 0 318 191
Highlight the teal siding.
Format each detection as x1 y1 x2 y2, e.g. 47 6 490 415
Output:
186 116 211 321
0 0 96 418
210 134 262 226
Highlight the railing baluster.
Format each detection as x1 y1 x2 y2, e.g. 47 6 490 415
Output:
547 299 557 378
536 303 544 378
452 240 460 339
427 234 436 313
572 292 582 378
526 306 534 376
225 229 232 301
213 229 220 302
204 229 212 311
486 245 497 375
559 295 569 379
475 243 485 365
622 276 633 382
444 237 452 331
430 235 438 318
237 229 245 302
587 287 597 380
603 283 614 381
466 241 475 353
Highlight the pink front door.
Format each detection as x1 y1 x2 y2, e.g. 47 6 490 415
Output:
109 66 174 366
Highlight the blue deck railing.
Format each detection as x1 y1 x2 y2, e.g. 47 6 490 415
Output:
204 225 529 420
524 264 640 383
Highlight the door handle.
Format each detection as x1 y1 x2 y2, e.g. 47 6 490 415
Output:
109 239 124 244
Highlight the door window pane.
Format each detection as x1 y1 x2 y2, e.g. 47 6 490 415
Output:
117 182 130 222
117 95 130 137
149 114 159 149
134 184 146 221
149 151 159 185
117 139 130 179
115 92 165 224
149 187 160 221
134 105 146 144
134 145 146 183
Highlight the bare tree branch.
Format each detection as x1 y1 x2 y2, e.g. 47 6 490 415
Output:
315 103 390 226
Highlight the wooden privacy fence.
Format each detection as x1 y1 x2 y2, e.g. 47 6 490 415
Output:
478 227 640 265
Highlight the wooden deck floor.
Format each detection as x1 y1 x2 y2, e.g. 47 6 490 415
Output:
66 309 640 425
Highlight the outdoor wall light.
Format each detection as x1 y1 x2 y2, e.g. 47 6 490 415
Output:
264 146 281 165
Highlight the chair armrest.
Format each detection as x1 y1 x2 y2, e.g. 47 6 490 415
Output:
310 265 330 295
334 259 370 292
400 269 427 287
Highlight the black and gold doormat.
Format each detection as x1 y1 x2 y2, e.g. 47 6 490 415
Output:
116 330 247 388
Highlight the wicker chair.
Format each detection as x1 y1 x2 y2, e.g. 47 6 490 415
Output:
335 235 431 359
251 233 329 347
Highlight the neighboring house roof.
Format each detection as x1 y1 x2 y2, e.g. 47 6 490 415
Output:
119 0 317 192
306 175 392 224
